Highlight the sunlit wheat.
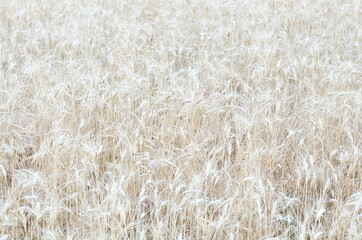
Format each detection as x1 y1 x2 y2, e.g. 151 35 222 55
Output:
0 0 361 239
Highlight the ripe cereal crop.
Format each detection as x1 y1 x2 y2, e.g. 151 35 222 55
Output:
0 0 360 239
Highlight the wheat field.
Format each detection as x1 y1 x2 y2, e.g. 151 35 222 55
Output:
0 0 361 239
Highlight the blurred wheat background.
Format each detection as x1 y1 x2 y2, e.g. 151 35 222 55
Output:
0 0 361 239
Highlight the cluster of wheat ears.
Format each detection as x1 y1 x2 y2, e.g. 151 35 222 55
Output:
0 0 361 239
